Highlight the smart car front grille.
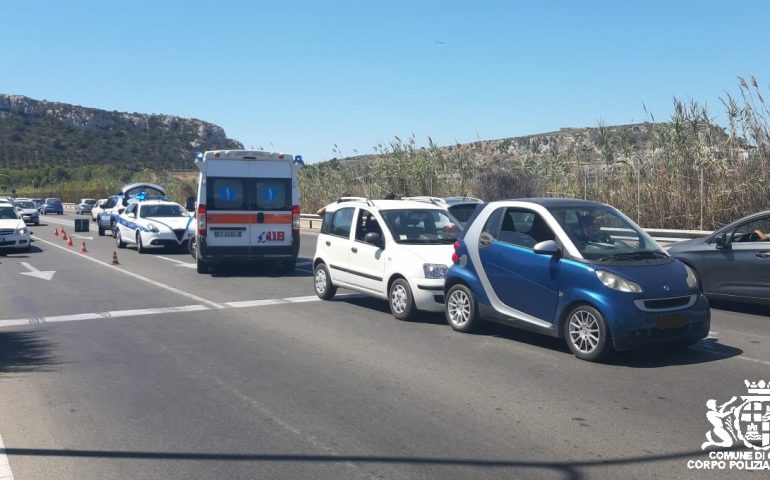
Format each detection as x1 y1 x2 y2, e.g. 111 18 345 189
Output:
633 295 697 312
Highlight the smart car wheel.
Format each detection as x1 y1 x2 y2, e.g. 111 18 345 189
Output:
389 278 417 321
564 305 611 362
314 263 336 300
445 284 479 333
136 232 146 254
116 230 126 249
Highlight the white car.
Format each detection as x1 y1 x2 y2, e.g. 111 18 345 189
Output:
91 198 107 222
13 199 40 225
312 198 461 320
0 203 31 252
114 200 195 253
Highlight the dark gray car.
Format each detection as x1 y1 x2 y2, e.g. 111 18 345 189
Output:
667 210 770 305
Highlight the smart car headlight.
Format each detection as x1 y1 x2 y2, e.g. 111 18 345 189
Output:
684 264 699 289
596 270 642 293
147 223 160 233
423 263 448 279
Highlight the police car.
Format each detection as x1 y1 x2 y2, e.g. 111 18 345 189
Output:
114 200 195 253
97 183 168 237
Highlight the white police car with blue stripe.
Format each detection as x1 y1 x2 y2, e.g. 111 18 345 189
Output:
114 200 195 253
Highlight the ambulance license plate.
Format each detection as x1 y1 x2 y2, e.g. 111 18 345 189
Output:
214 231 242 237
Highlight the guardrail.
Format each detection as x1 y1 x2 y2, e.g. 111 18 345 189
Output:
61 208 712 243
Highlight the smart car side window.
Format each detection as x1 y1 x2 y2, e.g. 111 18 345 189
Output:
497 208 555 249
329 208 355 238
482 208 505 238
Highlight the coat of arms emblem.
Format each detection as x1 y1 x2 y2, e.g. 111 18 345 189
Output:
703 380 770 451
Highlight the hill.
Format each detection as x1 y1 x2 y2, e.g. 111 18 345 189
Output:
0 94 242 171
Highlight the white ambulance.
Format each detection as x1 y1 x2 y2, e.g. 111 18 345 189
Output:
191 150 303 274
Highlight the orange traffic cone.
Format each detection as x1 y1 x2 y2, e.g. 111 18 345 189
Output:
62 231 68 241
54 227 59 236
67 236 74 248
111 251 120 265
79 242 88 253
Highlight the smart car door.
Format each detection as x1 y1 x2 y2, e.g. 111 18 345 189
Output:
478 207 560 324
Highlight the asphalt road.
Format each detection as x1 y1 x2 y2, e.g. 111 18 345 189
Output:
0 213 768 479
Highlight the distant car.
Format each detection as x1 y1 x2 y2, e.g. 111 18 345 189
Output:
667 210 770 305
0 197 12 204
114 200 195 253
75 198 97 215
402 196 484 228
41 198 63 215
13 200 40 225
91 198 107 222
0 203 31 252
31 198 43 210
313 197 461 320
444 198 710 361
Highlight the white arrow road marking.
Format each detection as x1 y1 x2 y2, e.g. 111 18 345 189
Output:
157 255 196 268
19 262 56 281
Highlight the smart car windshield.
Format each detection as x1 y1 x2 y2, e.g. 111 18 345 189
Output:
380 209 460 244
549 206 666 261
140 204 186 218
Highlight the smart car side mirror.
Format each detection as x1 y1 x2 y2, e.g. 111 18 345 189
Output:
533 240 560 256
363 232 383 248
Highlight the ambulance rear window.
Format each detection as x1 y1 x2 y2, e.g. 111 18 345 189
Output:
207 177 291 211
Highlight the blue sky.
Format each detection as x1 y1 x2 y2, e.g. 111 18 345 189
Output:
2 0 769 163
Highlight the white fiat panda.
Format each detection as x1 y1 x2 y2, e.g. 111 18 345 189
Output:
312 197 461 320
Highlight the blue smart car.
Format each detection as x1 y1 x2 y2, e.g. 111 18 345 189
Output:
444 198 710 361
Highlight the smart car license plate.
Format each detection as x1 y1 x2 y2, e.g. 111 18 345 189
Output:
214 231 242 237
656 314 686 329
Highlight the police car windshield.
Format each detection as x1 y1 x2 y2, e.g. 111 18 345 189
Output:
381 209 460 244
140 204 186 218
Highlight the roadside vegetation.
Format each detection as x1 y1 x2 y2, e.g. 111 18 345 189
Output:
301 77 770 230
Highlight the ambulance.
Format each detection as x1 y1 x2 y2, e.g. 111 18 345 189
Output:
191 150 303 274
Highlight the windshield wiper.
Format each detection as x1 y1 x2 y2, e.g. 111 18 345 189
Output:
596 251 668 261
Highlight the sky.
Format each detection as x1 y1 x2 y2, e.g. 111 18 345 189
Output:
2 0 770 164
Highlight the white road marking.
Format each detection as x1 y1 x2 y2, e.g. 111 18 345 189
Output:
225 295 318 308
156 255 196 268
37 216 73 227
32 235 225 310
18 262 56 281
0 305 209 328
0 431 16 480
71 234 94 240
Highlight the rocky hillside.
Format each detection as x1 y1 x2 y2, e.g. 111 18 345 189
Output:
0 94 242 170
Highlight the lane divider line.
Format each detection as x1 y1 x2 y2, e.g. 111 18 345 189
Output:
32 235 226 310
0 431 16 480
0 295 364 328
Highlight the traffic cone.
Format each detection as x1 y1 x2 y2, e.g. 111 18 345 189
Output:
54 227 59 236
61 231 68 241
67 236 74 248
79 241 88 253
111 251 120 265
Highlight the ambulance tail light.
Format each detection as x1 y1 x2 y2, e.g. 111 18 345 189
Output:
292 205 300 236
197 204 207 236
